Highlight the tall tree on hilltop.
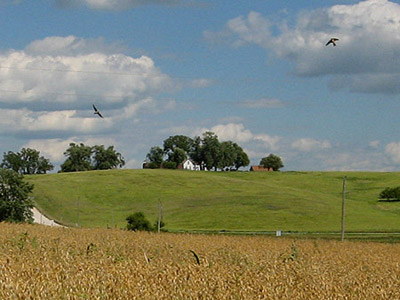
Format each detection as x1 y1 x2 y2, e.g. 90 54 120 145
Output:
201 132 221 171
163 135 194 154
60 143 93 172
233 143 250 170
92 145 125 170
1 148 53 175
145 146 164 169
260 154 284 171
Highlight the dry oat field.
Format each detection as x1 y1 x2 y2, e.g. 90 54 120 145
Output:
1 223 400 299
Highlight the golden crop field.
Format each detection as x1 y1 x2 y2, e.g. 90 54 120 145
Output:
1 223 400 299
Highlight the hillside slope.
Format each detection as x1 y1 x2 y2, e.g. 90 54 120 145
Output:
27 170 400 232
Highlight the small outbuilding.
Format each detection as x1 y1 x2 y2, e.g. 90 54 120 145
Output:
250 165 273 172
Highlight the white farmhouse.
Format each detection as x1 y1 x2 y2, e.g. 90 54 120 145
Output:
182 159 202 171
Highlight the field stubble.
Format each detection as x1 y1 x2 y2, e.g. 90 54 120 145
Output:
1 223 400 299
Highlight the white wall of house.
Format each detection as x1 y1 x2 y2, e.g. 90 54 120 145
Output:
183 159 201 171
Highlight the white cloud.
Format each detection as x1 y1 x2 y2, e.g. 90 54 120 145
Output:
0 36 174 106
0 107 112 134
210 123 253 143
385 142 400 163
291 138 331 152
208 0 400 94
25 36 125 56
253 134 280 151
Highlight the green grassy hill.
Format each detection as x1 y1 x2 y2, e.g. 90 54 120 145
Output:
26 169 400 232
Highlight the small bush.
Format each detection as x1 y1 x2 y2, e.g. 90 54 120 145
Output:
162 161 177 169
379 186 400 201
126 212 153 231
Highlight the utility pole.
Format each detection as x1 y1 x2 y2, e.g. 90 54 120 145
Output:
341 176 347 242
157 200 163 233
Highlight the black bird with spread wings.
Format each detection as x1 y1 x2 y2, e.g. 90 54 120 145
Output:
92 104 104 118
326 38 339 46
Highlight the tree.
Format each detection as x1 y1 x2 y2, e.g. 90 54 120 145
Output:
1 148 53 175
201 132 221 171
92 145 125 170
260 154 284 171
60 143 93 172
163 135 192 169
189 136 204 169
146 146 164 169
163 135 193 154
0 168 34 222
233 143 250 170
1 151 22 173
167 147 187 167
219 141 236 170
126 212 153 231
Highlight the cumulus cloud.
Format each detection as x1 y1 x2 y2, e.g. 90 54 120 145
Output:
196 123 281 151
0 37 173 107
25 36 126 56
207 0 400 94
385 142 400 163
0 107 111 134
209 123 253 143
0 36 178 138
291 138 331 152
55 0 198 10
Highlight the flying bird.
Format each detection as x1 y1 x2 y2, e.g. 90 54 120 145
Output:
92 104 103 118
326 38 339 46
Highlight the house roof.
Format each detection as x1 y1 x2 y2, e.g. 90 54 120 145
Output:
250 165 273 171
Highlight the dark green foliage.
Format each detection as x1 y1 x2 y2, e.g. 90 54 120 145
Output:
233 143 250 170
126 212 153 231
219 141 250 170
0 168 34 222
1 148 54 175
163 135 194 154
92 145 125 170
60 143 125 172
145 146 164 168
146 132 250 171
166 147 187 167
260 154 284 171
200 132 222 171
60 143 93 172
379 187 400 201
162 161 177 169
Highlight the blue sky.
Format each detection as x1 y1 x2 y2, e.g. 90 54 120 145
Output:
1 0 400 171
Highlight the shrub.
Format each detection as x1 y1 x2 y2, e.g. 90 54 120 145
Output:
162 161 177 169
379 186 400 201
126 212 153 231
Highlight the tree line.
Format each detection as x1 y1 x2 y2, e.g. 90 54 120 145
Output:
1 143 125 174
145 132 250 171
0 143 125 223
